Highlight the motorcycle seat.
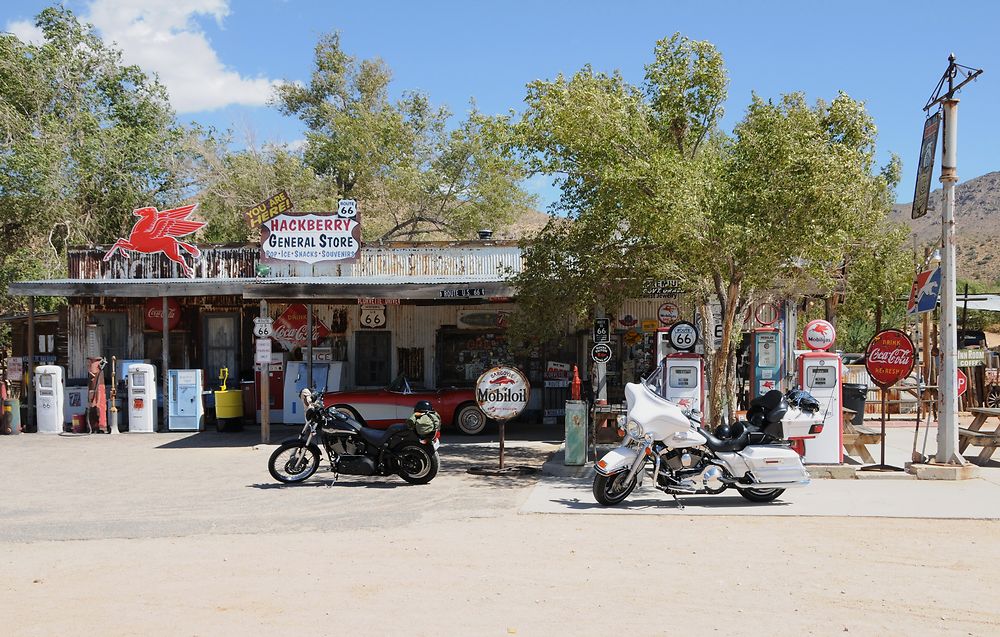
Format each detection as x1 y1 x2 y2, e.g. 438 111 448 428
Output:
359 423 409 447
748 390 788 425
698 427 750 453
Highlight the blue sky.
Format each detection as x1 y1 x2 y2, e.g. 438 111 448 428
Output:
5 0 998 209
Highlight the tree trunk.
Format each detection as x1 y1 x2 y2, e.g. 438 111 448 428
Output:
709 279 743 426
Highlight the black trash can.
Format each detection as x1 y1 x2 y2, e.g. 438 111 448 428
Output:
842 383 867 429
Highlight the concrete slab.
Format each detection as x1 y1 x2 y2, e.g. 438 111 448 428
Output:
520 474 1000 519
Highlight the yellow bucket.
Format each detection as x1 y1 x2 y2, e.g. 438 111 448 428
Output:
214 390 243 419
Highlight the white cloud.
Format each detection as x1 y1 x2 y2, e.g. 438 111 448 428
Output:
84 0 278 113
5 19 45 45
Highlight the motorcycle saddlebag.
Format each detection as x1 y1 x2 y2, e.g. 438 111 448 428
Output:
741 446 809 484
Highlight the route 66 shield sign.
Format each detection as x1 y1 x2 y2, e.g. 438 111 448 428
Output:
359 304 386 329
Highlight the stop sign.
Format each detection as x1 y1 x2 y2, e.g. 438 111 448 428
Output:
957 368 968 397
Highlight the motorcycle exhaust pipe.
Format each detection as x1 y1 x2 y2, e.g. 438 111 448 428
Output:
721 477 811 489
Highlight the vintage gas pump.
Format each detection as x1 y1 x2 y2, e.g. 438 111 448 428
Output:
662 353 706 413
127 363 157 433
655 321 706 414
35 365 65 434
750 327 783 400
797 319 842 464
167 369 204 431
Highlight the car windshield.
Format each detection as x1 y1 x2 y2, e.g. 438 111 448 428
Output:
387 374 412 394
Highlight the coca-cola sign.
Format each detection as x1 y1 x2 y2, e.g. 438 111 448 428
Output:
864 329 915 389
272 303 331 351
144 298 181 331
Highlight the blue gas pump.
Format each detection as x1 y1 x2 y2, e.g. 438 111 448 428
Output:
750 327 783 400
167 369 204 431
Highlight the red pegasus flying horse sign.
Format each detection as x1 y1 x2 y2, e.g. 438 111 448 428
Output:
103 205 206 277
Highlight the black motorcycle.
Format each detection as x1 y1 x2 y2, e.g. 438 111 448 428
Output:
267 389 440 485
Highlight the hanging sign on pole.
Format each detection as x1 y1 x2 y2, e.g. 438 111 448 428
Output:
911 112 941 220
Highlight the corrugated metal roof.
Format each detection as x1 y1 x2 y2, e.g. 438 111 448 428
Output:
8 274 515 299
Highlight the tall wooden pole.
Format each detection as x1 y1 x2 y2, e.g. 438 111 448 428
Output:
162 296 169 432
260 300 270 444
26 296 35 431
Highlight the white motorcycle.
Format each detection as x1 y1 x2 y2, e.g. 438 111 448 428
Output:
593 365 819 508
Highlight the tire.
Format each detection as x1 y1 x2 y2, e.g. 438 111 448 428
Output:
987 389 1000 409
593 471 637 506
334 405 363 424
737 487 785 503
268 442 320 484
396 444 439 485
454 403 487 436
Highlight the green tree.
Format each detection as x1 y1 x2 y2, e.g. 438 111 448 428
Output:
508 34 906 420
274 32 533 242
194 136 338 244
0 7 200 314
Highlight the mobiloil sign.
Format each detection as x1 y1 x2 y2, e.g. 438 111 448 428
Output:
475 367 530 421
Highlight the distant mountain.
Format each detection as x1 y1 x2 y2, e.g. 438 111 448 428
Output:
892 171 1000 284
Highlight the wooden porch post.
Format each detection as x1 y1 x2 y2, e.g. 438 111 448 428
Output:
26 296 35 431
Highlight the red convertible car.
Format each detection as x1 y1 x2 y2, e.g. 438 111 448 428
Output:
322 374 488 435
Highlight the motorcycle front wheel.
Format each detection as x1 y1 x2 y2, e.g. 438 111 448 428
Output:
593 471 637 506
396 444 439 485
268 442 320 484
737 487 785 503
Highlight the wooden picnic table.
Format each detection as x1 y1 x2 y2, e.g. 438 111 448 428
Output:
842 407 880 464
959 408 1000 465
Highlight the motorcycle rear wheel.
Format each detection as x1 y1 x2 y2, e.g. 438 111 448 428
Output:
268 442 320 484
593 471 637 506
396 444 439 484
737 487 785 503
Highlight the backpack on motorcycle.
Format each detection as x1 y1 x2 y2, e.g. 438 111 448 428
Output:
785 388 821 414
410 411 441 438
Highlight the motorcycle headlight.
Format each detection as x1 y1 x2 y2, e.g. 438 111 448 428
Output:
626 420 643 439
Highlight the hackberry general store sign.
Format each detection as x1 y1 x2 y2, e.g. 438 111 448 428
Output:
260 208 362 264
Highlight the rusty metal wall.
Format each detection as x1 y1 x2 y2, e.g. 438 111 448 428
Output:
275 302 510 390
68 243 523 280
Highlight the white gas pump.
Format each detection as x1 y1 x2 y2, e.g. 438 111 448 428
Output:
127 363 157 433
661 353 705 413
35 365 65 434
798 320 842 464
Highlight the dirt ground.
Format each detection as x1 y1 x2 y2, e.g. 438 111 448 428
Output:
1 431 998 636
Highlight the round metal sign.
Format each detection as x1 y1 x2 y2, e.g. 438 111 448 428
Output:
591 343 612 364
803 319 836 351
667 321 699 352
864 329 915 389
475 366 529 421
657 302 680 326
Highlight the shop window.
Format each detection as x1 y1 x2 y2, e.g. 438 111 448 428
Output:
437 330 513 387
397 347 424 384
203 314 239 388
356 331 391 386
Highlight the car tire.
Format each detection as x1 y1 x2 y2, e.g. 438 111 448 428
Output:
333 405 363 424
454 403 488 435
